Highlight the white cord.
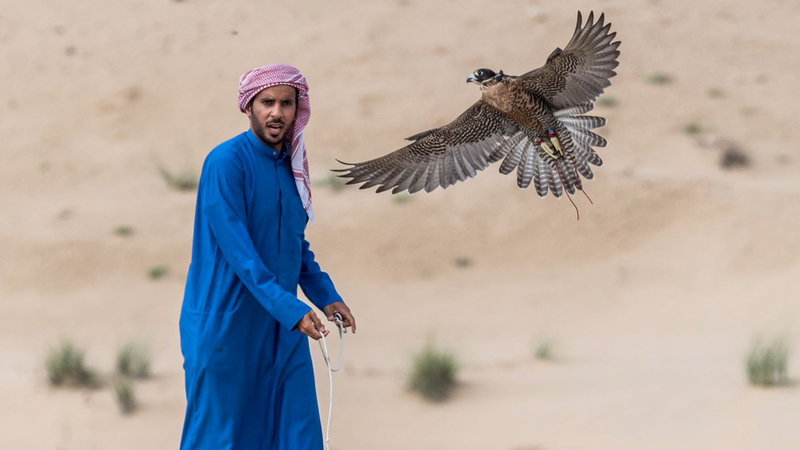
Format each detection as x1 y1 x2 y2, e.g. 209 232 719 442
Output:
318 313 345 450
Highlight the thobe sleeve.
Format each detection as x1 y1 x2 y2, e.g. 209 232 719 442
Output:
298 235 344 311
201 152 311 331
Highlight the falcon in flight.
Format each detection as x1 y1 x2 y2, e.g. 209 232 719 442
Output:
335 11 620 206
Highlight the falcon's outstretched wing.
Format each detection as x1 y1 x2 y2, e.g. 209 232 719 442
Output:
334 101 518 194
517 11 620 109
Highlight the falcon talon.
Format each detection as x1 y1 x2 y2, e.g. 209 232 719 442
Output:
547 129 564 155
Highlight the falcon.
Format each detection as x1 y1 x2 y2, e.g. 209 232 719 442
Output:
334 11 620 211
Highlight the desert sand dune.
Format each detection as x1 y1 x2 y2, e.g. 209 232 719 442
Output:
1 0 799 449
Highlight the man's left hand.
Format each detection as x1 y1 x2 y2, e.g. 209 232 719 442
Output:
323 302 356 334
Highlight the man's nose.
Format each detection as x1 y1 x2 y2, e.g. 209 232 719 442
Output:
268 104 283 118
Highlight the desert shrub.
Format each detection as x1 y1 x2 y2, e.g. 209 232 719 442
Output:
646 72 672 85
148 265 168 280
534 341 553 360
454 256 472 268
116 343 151 379
113 226 134 236
707 88 724 98
682 122 702 135
740 106 758 116
720 147 750 169
408 343 458 402
392 193 413 204
159 165 198 191
314 172 348 193
45 341 97 387
746 337 789 387
112 375 137 414
597 96 618 107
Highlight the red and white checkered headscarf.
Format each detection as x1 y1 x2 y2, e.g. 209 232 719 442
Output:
238 64 315 223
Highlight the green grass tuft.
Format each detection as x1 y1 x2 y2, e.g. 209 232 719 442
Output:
454 256 473 268
116 343 151 379
45 341 98 388
392 193 413 204
408 342 458 402
597 96 618 107
158 165 198 191
113 226 134 237
740 106 758 116
534 341 553 360
746 337 789 387
112 375 137 414
646 72 672 85
313 172 348 193
682 122 702 135
147 265 168 280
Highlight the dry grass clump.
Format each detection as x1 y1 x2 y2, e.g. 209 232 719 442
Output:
707 88 725 98
116 343 151 379
408 342 458 402
159 165 198 191
45 341 98 388
746 337 789 387
740 106 758 116
720 146 751 169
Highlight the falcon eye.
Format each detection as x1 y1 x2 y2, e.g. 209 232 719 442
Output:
474 68 496 81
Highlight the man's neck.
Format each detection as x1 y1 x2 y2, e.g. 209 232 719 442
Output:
251 129 284 152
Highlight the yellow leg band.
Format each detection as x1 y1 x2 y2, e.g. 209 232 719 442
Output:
549 137 564 155
538 141 558 159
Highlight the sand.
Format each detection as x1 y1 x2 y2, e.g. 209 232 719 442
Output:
2 0 800 448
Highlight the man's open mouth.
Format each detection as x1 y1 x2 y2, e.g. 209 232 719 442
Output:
267 123 283 137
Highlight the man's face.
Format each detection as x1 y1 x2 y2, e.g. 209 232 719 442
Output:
246 85 297 150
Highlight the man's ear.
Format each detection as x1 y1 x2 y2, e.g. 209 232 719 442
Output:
244 98 255 117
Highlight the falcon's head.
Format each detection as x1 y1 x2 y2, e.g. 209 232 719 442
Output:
467 68 507 88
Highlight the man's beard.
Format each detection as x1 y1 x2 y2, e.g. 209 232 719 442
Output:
250 113 286 149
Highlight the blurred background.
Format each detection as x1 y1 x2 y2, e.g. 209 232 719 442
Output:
2 0 800 448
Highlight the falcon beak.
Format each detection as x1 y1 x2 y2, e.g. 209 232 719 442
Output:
466 74 478 84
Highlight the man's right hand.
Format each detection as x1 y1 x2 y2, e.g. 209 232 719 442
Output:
295 310 329 341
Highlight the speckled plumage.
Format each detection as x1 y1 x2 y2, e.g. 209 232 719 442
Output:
335 11 621 198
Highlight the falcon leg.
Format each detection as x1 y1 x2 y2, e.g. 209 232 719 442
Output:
547 129 564 156
536 138 559 159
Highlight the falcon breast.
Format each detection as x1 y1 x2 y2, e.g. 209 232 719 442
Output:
335 11 621 200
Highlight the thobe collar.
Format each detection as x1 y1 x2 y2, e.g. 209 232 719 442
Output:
246 129 290 162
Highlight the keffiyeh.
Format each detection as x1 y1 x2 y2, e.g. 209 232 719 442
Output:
238 64 314 222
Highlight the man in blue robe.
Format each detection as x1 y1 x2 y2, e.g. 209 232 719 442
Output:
179 64 356 450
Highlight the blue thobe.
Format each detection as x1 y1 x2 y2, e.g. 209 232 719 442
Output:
179 129 342 450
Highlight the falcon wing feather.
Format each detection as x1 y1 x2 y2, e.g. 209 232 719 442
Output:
517 11 621 109
335 101 517 194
